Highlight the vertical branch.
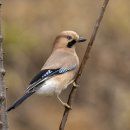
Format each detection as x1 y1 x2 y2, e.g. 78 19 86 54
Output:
59 0 110 130
0 2 8 130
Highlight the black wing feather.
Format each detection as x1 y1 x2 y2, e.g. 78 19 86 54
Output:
30 69 59 84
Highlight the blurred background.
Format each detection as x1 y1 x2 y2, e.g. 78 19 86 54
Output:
3 0 130 130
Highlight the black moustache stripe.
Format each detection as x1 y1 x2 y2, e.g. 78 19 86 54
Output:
67 40 76 48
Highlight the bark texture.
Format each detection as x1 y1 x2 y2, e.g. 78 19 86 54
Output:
0 2 8 130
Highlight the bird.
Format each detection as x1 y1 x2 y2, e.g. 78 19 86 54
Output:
7 31 86 112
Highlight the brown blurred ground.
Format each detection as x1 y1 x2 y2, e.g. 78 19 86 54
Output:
3 0 130 130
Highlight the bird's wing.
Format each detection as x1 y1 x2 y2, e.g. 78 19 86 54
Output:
25 64 77 93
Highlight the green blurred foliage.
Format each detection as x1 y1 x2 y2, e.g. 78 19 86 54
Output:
3 0 130 130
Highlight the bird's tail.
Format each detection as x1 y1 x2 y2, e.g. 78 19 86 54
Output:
6 92 34 112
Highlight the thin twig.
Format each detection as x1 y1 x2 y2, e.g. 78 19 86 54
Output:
0 1 8 130
59 0 110 130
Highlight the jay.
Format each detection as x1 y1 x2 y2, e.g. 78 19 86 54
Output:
7 31 86 112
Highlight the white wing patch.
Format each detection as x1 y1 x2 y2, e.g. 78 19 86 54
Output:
42 70 53 78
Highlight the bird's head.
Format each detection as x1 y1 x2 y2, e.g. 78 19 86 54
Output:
53 31 87 49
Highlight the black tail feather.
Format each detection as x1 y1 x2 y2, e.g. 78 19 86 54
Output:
6 92 34 112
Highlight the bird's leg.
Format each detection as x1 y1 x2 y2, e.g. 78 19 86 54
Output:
66 80 74 86
57 95 72 109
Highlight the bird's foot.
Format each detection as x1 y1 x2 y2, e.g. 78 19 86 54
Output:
63 103 72 109
73 82 80 88
57 95 72 109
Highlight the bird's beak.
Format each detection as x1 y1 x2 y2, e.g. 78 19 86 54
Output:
77 36 87 43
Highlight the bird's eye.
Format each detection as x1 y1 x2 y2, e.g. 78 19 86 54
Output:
67 36 72 40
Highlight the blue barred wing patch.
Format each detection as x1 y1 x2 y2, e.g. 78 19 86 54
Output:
59 64 77 73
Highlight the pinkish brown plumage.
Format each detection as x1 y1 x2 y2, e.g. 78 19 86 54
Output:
7 31 86 112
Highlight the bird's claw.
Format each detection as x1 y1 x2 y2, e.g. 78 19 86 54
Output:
73 82 80 88
63 103 72 109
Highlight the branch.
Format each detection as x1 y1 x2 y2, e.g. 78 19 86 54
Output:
0 2 8 130
59 0 110 130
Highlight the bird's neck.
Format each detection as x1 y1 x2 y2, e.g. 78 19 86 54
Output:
52 47 76 54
